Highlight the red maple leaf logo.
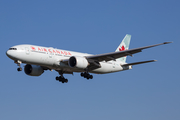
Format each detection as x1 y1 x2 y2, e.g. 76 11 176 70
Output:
31 46 36 51
119 45 125 51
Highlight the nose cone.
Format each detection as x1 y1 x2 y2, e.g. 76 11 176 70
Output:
6 50 15 60
6 50 11 58
6 50 10 57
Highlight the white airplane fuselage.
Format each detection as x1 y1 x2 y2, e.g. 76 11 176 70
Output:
6 44 131 74
6 34 171 83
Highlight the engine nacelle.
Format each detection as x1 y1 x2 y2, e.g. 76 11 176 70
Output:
24 64 44 76
68 56 89 69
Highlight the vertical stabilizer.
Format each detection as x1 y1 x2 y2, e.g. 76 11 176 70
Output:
115 34 131 63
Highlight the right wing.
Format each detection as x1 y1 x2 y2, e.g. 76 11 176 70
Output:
85 42 172 62
60 42 171 71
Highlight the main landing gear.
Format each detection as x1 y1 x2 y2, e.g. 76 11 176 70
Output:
56 71 68 83
15 60 22 71
81 72 93 80
56 76 68 83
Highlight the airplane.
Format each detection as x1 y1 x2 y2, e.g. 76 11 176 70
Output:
6 34 171 83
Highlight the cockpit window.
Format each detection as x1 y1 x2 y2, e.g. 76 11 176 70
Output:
9 48 17 50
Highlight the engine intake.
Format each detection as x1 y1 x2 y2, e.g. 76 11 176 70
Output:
24 64 44 76
68 56 89 69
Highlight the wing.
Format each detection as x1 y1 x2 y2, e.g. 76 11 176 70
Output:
60 42 171 72
85 42 171 62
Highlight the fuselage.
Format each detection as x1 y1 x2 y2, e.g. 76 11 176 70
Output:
5 34 171 83
6 44 131 74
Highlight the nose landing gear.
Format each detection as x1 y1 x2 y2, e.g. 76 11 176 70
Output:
17 67 22 71
15 60 22 71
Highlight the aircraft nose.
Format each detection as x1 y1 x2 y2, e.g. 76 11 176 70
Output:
6 50 15 59
6 50 10 57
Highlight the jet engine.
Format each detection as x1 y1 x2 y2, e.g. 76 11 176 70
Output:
68 56 89 69
24 64 44 76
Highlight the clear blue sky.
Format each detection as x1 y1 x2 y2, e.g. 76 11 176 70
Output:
0 0 180 120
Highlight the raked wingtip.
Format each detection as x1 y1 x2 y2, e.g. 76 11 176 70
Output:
163 42 173 44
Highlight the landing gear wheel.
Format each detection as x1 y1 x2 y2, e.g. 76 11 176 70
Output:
64 79 68 83
56 76 59 81
55 76 68 83
90 75 93 79
61 79 68 83
80 72 93 80
17 67 22 71
81 73 84 77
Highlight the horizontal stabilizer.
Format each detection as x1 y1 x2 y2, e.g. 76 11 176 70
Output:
122 60 157 66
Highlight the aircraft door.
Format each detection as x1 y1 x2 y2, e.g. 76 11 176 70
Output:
25 47 30 55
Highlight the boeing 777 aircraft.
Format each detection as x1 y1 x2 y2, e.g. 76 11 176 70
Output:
6 34 171 83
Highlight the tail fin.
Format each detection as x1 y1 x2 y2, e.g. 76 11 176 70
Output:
115 34 131 63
